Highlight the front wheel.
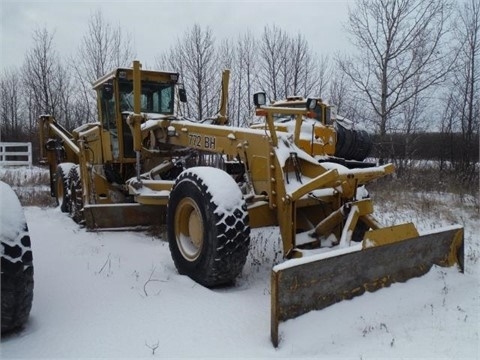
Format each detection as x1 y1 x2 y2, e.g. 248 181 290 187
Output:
167 167 250 287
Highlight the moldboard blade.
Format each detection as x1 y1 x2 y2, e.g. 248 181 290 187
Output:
271 226 463 347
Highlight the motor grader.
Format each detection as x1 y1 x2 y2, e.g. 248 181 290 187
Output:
39 61 464 347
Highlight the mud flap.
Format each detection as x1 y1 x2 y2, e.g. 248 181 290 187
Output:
271 225 464 347
84 203 164 230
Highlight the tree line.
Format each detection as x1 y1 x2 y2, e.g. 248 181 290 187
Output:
1 0 478 184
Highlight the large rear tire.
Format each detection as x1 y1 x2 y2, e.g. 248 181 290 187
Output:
55 162 75 213
167 168 250 287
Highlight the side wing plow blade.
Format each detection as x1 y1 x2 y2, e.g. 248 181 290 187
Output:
271 226 464 347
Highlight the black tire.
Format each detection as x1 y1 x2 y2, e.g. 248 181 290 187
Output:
68 165 84 224
1 183 34 334
335 124 372 161
353 130 372 161
167 168 250 287
55 162 75 213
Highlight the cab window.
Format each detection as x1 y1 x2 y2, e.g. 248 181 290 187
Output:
100 83 116 130
119 81 174 114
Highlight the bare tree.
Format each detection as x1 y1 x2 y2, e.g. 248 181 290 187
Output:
71 9 135 124
237 32 258 125
395 75 430 176
21 25 77 142
329 67 350 115
75 9 135 80
157 24 218 121
258 25 288 101
222 32 259 127
258 25 328 104
439 92 457 171
22 28 62 118
182 24 218 120
312 54 331 99
55 64 78 129
337 0 454 162
0 68 23 141
289 34 331 99
444 0 480 180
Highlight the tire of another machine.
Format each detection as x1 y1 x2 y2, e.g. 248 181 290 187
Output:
68 165 84 224
55 162 75 213
167 168 250 287
1 184 34 334
1 233 34 334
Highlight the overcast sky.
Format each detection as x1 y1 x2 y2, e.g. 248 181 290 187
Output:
1 0 353 72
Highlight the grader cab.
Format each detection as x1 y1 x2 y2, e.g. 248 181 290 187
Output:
38 61 463 347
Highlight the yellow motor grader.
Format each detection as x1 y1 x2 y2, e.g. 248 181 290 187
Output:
39 61 463 347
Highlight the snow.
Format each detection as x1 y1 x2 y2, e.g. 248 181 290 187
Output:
1 166 479 359
274 244 363 271
0 181 28 263
184 167 244 212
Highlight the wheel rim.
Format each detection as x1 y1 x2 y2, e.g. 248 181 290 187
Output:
175 197 204 261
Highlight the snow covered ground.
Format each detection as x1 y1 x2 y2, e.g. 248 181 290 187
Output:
1 166 479 359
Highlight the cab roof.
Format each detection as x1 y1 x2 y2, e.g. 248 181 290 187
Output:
92 67 180 90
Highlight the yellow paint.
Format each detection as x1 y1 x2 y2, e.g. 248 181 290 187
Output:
363 223 419 248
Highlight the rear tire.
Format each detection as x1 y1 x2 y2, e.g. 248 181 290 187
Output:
167 168 250 287
68 165 84 224
55 162 75 213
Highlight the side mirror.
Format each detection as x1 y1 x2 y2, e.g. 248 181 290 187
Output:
102 84 113 101
178 86 187 103
253 92 266 107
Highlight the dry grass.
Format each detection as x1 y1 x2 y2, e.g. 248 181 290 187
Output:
0 166 50 186
367 170 479 268
0 166 55 207
369 169 479 211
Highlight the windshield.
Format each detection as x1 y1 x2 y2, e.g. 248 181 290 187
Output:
119 81 174 114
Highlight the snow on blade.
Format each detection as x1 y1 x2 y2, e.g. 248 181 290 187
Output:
273 243 363 272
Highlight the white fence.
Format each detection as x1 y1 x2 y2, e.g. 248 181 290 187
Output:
0 142 33 166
